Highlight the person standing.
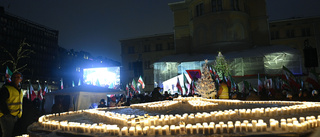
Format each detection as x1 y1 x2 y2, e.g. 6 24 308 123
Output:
0 72 24 137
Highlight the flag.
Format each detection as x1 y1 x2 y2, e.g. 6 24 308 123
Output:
176 77 183 94
282 66 300 91
78 78 81 86
72 80 75 87
306 70 320 89
95 79 100 86
138 76 145 89
189 80 196 95
109 82 114 89
186 70 201 80
38 82 43 100
30 82 36 101
5 66 13 82
26 86 30 99
43 83 47 97
258 73 263 93
60 78 64 89
183 73 189 94
229 74 236 92
131 79 136 92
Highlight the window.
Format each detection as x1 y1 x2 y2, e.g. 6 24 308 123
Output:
129 62 133 70
217 0 223 11
212 0 217 12
196 3 204 17
144 61 151 69
144 45 151 52
286 30 295 38
156 44 162 51
270 31 279 40
212 0 223 12
232 0 239 11
128 46 135 54
302 28 311 37
167 42 174 50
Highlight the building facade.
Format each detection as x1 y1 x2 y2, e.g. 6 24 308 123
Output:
120 0 271 91
120 33 175 92
269 17 320 72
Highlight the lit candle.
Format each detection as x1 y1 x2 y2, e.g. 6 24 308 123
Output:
228 124 234 133
204 124 209 135
121 127 128 136
222 124 228 133
256 123 262 132
215 124 221 134
241 123 247 132
155 126 161 135
186 124 192 134
252 120 257 132
247 123 253 132
287 123 293 132
209 122 215 134
170 125 176 135
129 127 135 136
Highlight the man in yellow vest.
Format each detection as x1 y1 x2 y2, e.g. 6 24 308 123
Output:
0 72 23 137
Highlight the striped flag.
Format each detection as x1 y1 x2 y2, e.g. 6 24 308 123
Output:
131 79 137 92
176 77 183 94
138 76 145 89
5 66 13 82
306 69 320 89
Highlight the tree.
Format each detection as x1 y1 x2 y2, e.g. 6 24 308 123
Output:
195 60 217 98
0 39 35 73
214 52 230 80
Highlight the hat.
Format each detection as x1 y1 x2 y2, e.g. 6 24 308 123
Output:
100 99 105 103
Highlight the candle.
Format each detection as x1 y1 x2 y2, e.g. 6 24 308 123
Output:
198 125 204 134
241 123 247 132
186 124 192 134
209 122 215 134
281 122 287 131
235 123 240 133
270 122 276 131
170 125 176 135
204 125 209 135
222 124 228 133
228 124 234 133
287 123 293 132
256 123 262 132
175 125 181 135
143 126 149 135
247 123 253 132
215 124 221 134
252 120 257 131
121 127 128 136
155 126 162 135
149 126 155 135
129 127 135 136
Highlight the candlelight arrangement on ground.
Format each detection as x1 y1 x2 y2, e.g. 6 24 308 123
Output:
28 97 320 136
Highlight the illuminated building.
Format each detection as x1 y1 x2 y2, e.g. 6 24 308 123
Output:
120 0 320 92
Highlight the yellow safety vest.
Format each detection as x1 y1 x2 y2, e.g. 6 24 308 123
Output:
0 85 23 118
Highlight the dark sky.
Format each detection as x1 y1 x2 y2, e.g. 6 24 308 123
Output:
1 0 320 62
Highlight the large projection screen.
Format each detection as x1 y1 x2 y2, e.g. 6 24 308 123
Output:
83 67 120 88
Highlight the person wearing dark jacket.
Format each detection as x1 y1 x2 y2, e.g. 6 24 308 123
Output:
0 72 23 137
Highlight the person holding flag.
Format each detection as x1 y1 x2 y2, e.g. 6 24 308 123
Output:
0 72 24 137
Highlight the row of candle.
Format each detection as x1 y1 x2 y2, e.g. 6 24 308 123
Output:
38 115 320 136
38 102 320 129
130 101 179 111
187 100 218 110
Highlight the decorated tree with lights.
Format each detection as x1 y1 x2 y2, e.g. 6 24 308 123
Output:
195 60 217 98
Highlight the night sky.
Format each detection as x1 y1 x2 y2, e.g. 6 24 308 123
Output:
1 0 320 62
